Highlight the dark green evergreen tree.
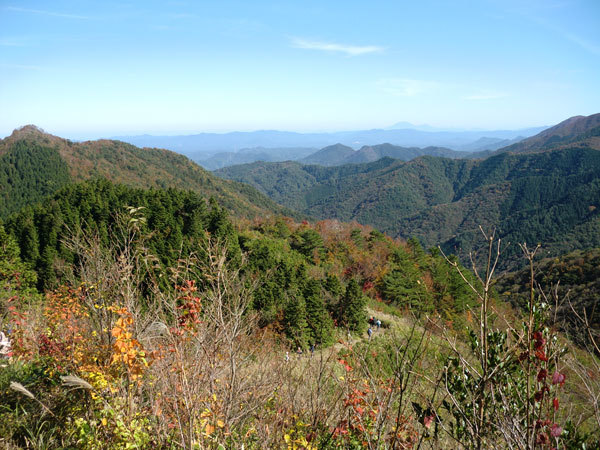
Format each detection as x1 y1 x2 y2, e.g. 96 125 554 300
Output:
304 279 334 346
284 295 308 349
340 279 367 332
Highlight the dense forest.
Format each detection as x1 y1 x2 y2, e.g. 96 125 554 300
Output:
2 179 478 335
217 147 600 269
496 247 600 346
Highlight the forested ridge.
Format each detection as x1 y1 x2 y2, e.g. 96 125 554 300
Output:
0 126 292 221
496 247 600 346
217 147 600 269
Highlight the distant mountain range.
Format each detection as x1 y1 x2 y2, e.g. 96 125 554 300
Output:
215 113 600 268
190 131 537 170
298 143 472 166
114 125 547 161
0 125 291 219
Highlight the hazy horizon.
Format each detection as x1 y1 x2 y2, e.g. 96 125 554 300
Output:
1 120 552 142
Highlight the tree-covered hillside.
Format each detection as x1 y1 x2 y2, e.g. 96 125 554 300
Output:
300 143 471 166
216 147 600 268
496 247 600 345
497 112 600 154
2 178 478 335
1 178 597 448
0 125 292 221
0 140 72 217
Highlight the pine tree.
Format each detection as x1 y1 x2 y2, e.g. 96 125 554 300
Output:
18 212 39 264
340 279 367 332
304 279 334 346
284 295 308 349
0 225 38 307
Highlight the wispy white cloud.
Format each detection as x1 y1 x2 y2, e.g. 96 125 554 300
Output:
563 33 600 56
0 63 45 71
515 12 600 57
465 91 508 101
6 6 90 20
291 38 383 56
0 37 29 47
377 78 440 96
169 12 197 19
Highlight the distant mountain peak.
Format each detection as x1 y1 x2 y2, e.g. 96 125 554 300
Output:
386 121 438 131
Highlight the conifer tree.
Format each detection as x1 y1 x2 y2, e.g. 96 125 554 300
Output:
340 279 367 332
284 295 308 349
304 279 334 346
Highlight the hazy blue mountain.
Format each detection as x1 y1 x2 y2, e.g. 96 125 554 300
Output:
458 136 525 152
114 126 547 157
195 146 317 170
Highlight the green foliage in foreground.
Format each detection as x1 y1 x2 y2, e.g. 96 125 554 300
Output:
1 182 599 448
3 179 478 349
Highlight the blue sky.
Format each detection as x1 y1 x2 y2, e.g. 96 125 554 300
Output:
1 0 599 138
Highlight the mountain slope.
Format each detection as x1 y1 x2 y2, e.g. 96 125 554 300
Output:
217 147 600 268
195 146 317 170
0 125 292 219
496 247 600 345
300 143 356 166
499 113 600 154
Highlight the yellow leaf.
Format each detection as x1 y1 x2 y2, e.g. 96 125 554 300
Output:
217 419 224 428
205 423 215 435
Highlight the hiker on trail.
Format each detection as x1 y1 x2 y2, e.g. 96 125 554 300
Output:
296 346 303 357
310 343 315 357
367 327 373 340
376 319 381 330
285 351 289 362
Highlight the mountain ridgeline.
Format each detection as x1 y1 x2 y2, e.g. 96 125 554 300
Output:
0 125 292 219
298 143 472 166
